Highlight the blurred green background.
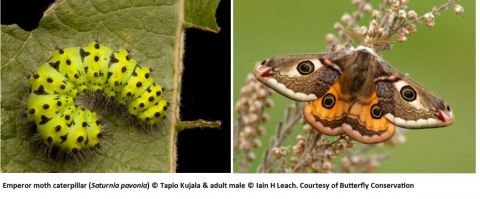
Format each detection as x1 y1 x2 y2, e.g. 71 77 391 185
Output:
233 0 475 173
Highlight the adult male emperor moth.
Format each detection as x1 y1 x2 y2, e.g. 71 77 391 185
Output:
27 41 168 154
253 46 454 144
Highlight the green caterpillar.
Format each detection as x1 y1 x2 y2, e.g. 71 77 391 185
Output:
26 41 168 154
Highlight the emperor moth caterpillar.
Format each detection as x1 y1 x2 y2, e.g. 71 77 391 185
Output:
26 41 169 154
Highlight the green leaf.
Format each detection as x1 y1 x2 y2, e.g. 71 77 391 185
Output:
1 0 219 172
184 0 221 32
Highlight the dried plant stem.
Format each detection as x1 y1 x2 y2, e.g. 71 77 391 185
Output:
257 102 304 173
234 74 273 172
413 0 458 23
328 0 464 52
233 117 242 157
292 131 320 172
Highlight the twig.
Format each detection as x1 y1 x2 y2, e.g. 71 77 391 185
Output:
175 120 221 131
257 102 304 173
413 0 458 23
292 131 321 172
